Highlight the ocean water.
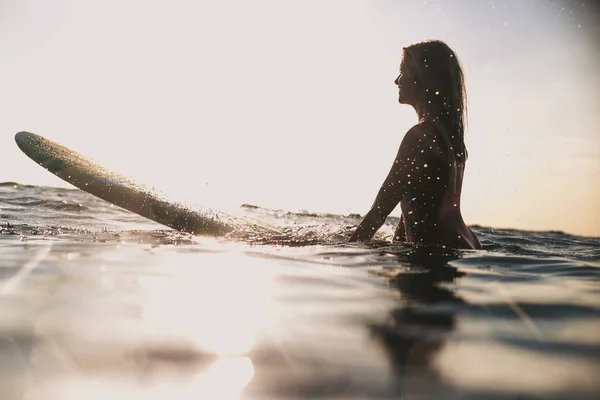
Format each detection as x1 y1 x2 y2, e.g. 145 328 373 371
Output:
1 182 599 400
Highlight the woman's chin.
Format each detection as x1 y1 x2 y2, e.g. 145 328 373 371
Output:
398 94 414 106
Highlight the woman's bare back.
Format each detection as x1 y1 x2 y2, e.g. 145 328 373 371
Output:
396 121 481 249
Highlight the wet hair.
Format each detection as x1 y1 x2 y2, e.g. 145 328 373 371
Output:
403 40 468 163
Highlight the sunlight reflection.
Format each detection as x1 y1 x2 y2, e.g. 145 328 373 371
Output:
137 249 278 357
53 357 254 400
181 357 254 399
435 339 600 395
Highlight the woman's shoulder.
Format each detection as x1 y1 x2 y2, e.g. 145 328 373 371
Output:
403 121 445 148
400 121 452 163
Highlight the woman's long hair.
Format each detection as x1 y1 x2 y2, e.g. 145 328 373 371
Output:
403 40 468 163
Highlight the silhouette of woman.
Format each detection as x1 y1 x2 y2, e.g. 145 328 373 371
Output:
350 40 481 249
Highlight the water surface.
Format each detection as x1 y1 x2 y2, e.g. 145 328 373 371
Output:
1 182 599 399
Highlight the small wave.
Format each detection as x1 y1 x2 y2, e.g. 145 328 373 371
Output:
51 203 88 212
0 182 21 188
241 204 363 220
1 196 88 211
1 224 65 236
475 227 600 262
0 181 37 190
240 203 260 209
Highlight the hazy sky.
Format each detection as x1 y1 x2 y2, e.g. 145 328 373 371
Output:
1 0 599 236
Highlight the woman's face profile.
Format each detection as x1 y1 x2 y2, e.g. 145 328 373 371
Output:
395 58 414 105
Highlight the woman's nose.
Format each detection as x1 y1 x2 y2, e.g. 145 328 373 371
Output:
394 75 400 85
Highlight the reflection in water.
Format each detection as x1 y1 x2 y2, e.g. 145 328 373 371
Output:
136 250 277 357
4 235 597 399
167 357 254 400
369 247 465 397
49 357 254 400
131 251 270 396
4 249 271 400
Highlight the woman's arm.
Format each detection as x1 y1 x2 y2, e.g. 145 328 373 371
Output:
349 126 427 242
348 175 403 242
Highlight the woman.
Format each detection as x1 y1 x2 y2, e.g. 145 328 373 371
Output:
349 40 481 250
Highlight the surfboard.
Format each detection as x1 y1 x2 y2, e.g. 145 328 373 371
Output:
15 131 279 237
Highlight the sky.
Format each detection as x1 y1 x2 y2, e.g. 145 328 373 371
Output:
1 0 599 237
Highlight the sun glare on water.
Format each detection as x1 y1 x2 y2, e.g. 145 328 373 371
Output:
54 356 254 400
137 249 278 357
21 246 277 399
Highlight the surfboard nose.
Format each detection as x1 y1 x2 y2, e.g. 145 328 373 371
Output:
15 131 35 149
